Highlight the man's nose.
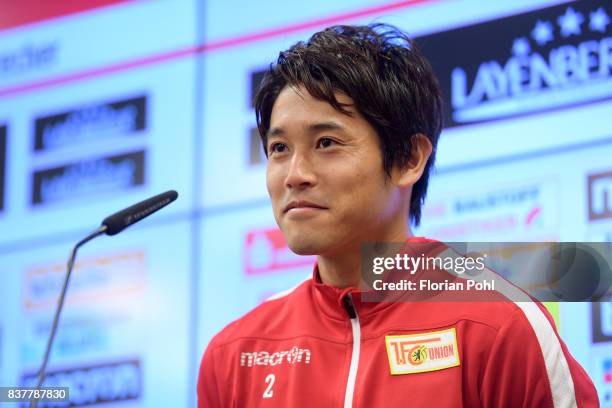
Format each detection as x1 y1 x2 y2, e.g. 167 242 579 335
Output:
284 153 316 189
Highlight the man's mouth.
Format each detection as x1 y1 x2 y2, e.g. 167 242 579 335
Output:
283 200 328 213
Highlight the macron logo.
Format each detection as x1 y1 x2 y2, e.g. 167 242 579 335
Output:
240 346 311 367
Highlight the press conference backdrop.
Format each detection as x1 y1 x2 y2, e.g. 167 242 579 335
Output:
0 0 611 406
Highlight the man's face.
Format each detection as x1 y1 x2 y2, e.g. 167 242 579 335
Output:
266 86 407 256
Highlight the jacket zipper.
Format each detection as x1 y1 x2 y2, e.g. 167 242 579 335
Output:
342 294 360 408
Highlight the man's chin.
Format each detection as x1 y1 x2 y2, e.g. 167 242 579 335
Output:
286 238 326 256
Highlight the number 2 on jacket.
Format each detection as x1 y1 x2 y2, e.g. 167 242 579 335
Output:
263 374 275 398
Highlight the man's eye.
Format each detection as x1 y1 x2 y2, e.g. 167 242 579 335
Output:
269 142 287 154
317 137 336 148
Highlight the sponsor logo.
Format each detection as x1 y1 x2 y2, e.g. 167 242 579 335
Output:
592 302 612 343
244 228 315 275
588 170 612 221
249 126 266 165
0 42 58 80
240 346 311 367
385 328 460 375
250 69 266 107
21 359 141 407
602 302 612 337
247 69 267 166
21 251 146 365
453 185 540 215
31 150 145 205
0 125 5 212
420 179 559 240
23 250 146 310
22 316 110 364
33 95 147 152
417 0 612 127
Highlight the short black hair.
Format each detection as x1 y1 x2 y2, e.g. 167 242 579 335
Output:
254 23 443 226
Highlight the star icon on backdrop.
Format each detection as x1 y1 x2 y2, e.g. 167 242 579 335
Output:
589 7 610 32
558 7 584 37
512 37 531 56
531 20 554 45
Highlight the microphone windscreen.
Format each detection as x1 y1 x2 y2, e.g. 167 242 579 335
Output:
101 190 178 236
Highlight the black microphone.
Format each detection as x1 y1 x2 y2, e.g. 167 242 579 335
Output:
101 190 178 235
30 190 178 408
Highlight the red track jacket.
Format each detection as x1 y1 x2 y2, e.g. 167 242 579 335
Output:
198 238 599 407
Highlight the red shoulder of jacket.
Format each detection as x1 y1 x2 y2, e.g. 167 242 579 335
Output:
206 277 313 349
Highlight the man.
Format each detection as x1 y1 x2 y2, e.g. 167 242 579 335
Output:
198 24 598 407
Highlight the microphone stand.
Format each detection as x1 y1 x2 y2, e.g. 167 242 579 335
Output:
27 189 177 408
29 225 108 408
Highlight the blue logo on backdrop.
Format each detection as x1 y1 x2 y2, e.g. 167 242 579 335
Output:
31 150 146 206
417 0 611 127
0 41 58 80
33 95 147 152
21 359 142 407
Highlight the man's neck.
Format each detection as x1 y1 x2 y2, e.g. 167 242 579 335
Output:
316 251 362 289
317 229 413 289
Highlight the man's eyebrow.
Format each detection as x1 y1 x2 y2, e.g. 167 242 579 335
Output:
267 127 285 139
267 121 346 139
306 121 346 133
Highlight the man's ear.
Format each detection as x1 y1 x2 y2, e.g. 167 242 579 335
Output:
392 133 433 188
